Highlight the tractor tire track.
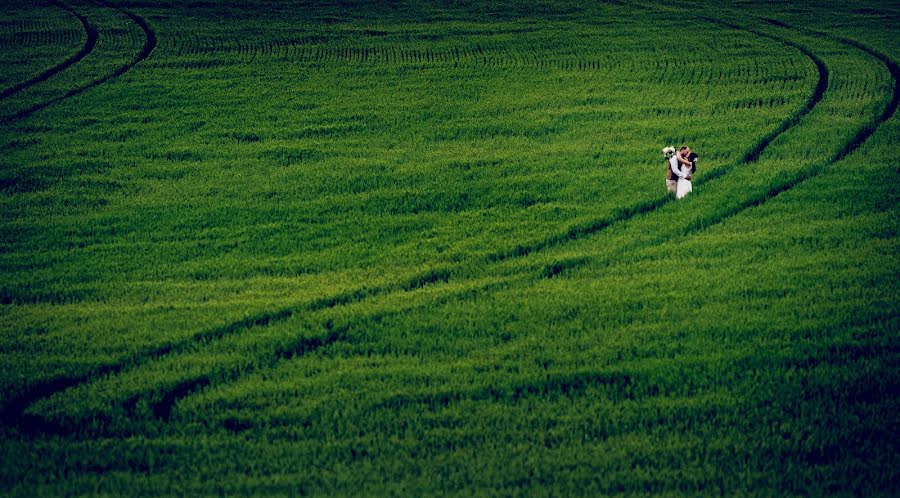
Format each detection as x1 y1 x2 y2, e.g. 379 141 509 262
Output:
487 19 829 263
538 17 898 278
145 271 497 428
6 274 508 437
0 268 452 432
0 12 829 435
0 0 98 101
0 1 159 428
702 18 830 168
680 22 898 224
635 13 899 232
761 18 899 156
0 0 156 125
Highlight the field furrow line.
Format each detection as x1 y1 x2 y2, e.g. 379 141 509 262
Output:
0 0 98 101
160 36 619 73
0 0 156 124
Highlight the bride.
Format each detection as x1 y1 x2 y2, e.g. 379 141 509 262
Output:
676 148 697 199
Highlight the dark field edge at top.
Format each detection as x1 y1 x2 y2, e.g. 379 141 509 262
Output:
0 0 98 101
0 0 157 124
0 3 856 437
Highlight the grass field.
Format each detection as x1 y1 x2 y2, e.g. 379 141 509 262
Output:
1 0 898 495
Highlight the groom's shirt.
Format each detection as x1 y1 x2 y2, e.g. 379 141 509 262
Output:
669 156 687 179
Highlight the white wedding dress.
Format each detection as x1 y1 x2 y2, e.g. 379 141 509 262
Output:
676 164 692 199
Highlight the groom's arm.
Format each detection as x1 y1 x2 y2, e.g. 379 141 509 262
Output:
670 160 686 178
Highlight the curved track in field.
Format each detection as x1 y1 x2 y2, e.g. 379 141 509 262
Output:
0 0 98 101
766 18 899 159
484 16 832 263
0 0 157 125
0 10 849 436
536 15 899 278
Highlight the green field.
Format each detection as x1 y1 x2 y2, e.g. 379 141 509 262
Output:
1 0 898 495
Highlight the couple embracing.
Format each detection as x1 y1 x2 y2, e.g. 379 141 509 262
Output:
663 146 697 199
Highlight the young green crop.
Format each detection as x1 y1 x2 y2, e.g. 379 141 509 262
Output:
0 0 897 495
